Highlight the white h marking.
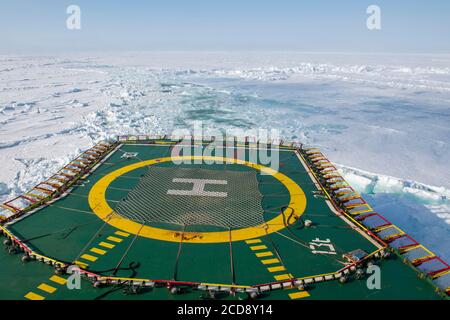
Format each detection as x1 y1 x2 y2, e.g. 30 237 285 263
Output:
167 178 228 198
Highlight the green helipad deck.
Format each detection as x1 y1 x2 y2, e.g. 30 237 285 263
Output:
1 136 449 300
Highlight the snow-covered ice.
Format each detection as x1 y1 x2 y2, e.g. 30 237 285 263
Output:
0 52 449 260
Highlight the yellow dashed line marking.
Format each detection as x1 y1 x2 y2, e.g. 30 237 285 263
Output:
267 266 286 272
74 260 89 268
80 254 98 262
37 283 57 294
250 245 267 251
90 247 107 255
255 251 273 258
49 275 67 285
107 236 123 243
114 230 130 237
289 291 310 299
245 238 311 299
245 239 261 244
99 241 115 249
274 274 293 281
25 292 45 300
261 258 280 265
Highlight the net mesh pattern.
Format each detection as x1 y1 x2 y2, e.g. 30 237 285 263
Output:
115 166 265 229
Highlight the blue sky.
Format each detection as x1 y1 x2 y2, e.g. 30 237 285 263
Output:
0 0 449 53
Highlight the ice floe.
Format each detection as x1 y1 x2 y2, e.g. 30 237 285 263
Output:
0 52 448 259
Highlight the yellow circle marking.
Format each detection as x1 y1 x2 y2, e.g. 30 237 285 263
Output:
88 156 306 243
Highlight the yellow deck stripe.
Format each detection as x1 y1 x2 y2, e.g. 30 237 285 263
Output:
114 230 130 237
351 208 373 215
99 241 115 249
267 266 286 272
107 236 123 243
261 258 280 265
255 251 273 258
74 260 89 268
245 239 262 244
250 245 267 251
433 269 450 279
80 254 98 262
289 291 310 299
25 292 45 300
274 274 293 281
401 245 421 253
374 224 395 232
90 247 107 255
49 275 67 285
37 283 57 294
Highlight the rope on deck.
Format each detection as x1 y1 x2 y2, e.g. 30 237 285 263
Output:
229 227 236 285
112 222 144 276
172 224 187 281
